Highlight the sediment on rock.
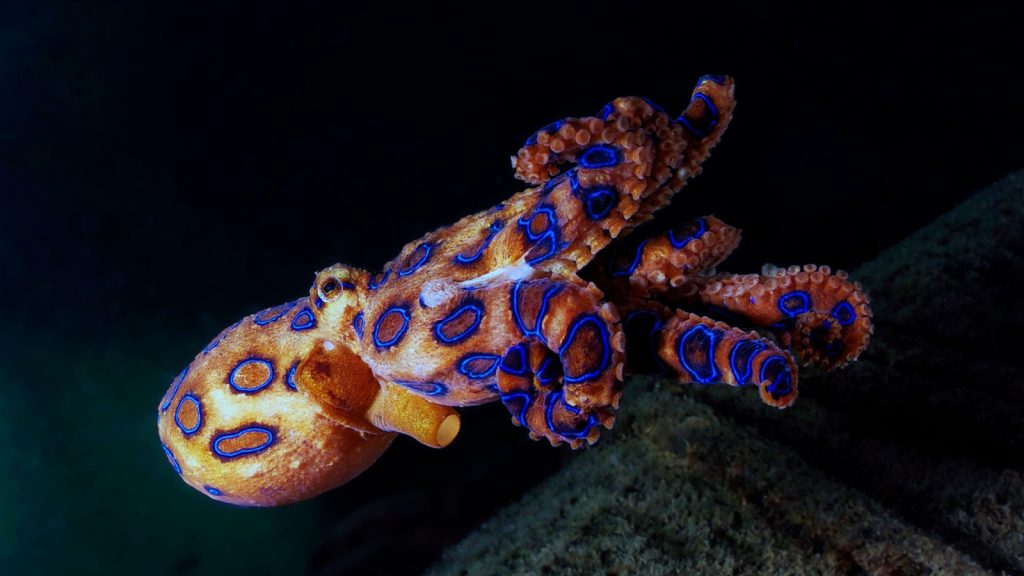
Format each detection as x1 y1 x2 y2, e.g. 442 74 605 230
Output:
426 171 1024 575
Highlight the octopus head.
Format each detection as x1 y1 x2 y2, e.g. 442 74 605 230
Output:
157 263 461 506
155 275 394 506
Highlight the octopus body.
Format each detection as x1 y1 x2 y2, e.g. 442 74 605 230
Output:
158 76 873 506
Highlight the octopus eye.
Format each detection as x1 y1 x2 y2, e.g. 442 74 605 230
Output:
319 278 340 301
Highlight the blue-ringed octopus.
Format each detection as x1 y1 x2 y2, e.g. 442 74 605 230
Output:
157 76 873 506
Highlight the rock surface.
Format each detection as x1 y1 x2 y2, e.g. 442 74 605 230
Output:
426 171 1024 575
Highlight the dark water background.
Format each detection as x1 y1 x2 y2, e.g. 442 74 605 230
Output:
1 2 1022 574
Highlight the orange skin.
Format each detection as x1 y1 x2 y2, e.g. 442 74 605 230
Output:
158 76 873 506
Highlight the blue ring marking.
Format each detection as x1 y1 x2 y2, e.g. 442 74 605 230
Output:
500 390 533 426
228 358 275 393
729 340 766 386
535 356 559 386
517 206 562 265
510 282 529 337
499 343 528 376
598 102 614 121
372 306 411 349
160 366 188 411
524 120 565 147
395 380 447 396
544 391 598 439
668 217 707 249
212 426 275 459
286 360 299 391
676 93 719 137
759 355 793 398
202 319 242 355
583 186 618 220
340 281 356 290
254 300 297 326
205 486 222 496
291 307 316 331
611 239 649 277
568 168 580 194
174 393 203 435
162 444 182 475
831 301 856 326
578 144 621 169
777 291 811 317
511 282 563 343
678 325 720 384
352 311 365 338
526 233 559 265
454 221 504 265
457 354 501 379
434 302 484 345
559 314 611 384
398 243 434 277
560 395 581 415
519 206 555 240
697 74 727 86
695 92 719 131
368 267 391 291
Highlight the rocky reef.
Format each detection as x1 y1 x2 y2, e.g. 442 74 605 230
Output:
426 171 1024 575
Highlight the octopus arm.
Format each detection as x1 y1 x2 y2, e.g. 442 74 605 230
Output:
696 265 874 369
495 278 626 448
505 77 737 273
653 310 800 408
584 215 742 301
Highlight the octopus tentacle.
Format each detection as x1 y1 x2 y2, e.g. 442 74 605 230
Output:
654 310 799 408
583 214 873 373
695 264 874 369
629 75 737 226
496 279 625 448
586 215 742 300
506 76 736 272
515 76 735 190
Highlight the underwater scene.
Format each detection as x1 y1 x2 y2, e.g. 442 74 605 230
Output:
2 2 1023 575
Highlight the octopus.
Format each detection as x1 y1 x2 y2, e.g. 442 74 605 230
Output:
158 76 873 506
